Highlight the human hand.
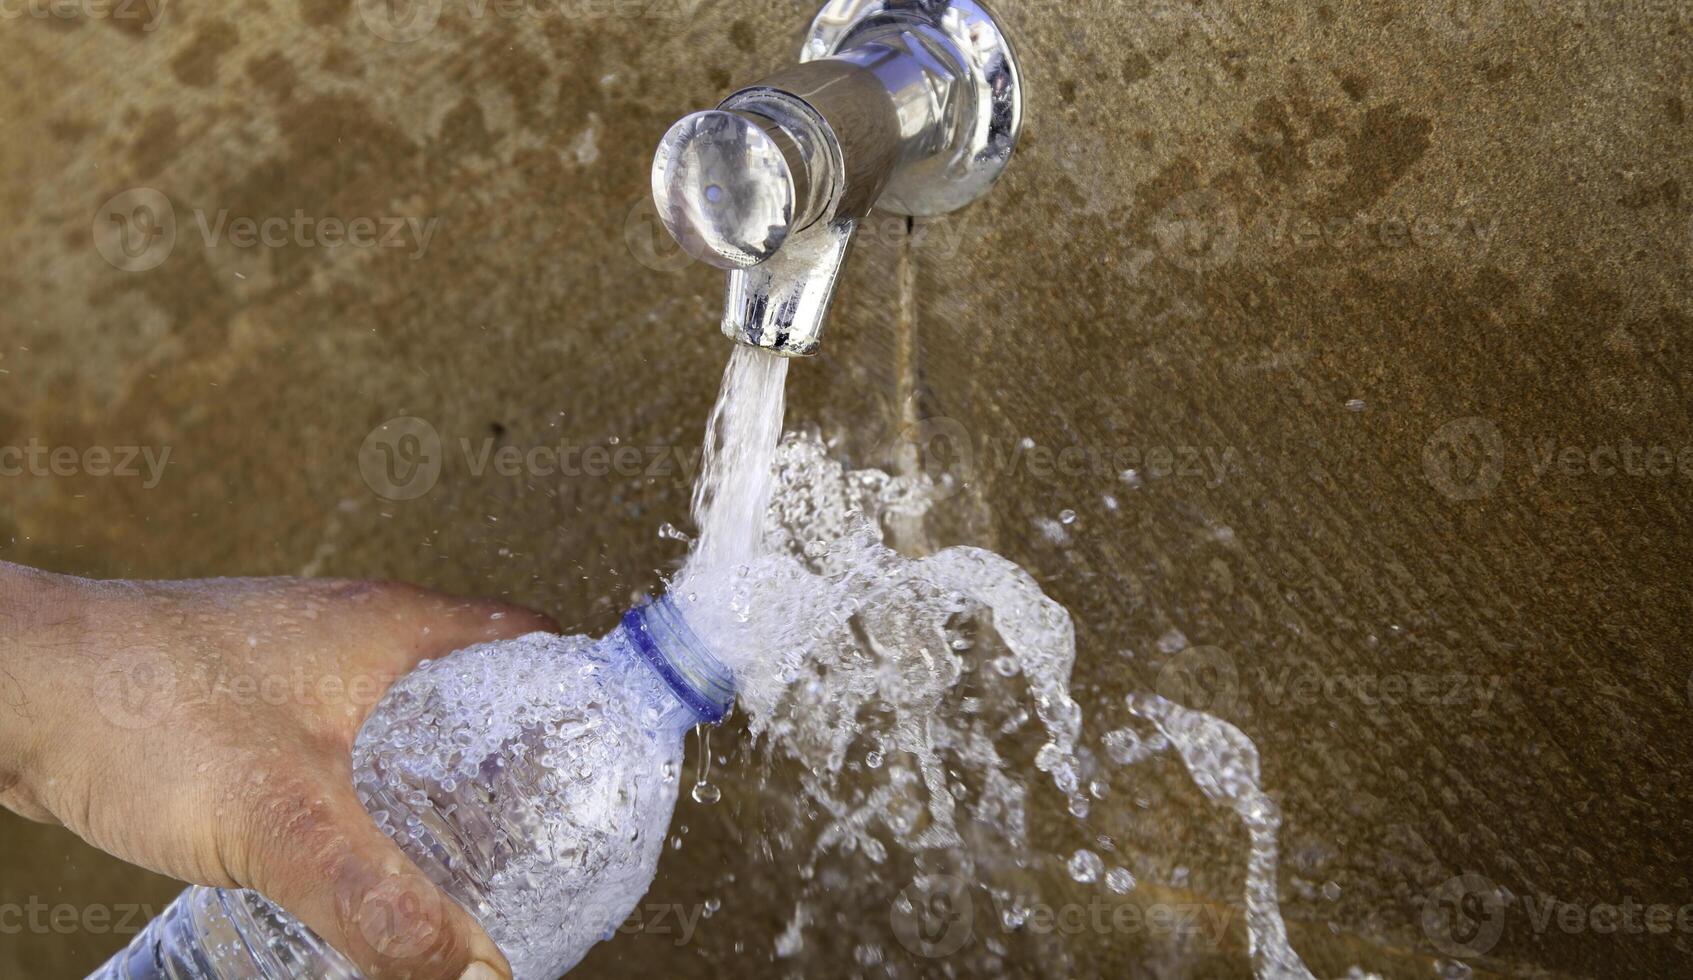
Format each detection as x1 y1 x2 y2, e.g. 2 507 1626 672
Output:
0 562 558 980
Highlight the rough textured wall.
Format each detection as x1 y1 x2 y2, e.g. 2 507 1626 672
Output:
0 0 1688 977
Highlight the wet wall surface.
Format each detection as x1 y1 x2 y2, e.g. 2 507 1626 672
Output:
0 1 1688 977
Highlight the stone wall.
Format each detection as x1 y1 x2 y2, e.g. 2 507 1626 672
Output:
0 0 1688 975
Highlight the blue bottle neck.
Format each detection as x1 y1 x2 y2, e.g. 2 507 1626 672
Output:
619 595 736 727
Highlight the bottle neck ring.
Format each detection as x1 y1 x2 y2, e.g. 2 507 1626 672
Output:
621 596 736 726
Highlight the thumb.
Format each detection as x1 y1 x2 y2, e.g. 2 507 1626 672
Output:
241 774 512 980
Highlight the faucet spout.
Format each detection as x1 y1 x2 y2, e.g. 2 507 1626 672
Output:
725 217 857 357
650 0 1023 357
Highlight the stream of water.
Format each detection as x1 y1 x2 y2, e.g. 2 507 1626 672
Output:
668 347 1315 978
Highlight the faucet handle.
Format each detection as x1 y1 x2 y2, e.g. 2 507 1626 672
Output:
652 109 817 271
651 0 1023 355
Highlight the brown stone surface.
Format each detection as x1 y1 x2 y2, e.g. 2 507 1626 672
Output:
0 0 1689 977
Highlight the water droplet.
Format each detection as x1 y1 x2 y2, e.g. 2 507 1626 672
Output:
1059 509 1077 525
703 897 722 917
1322 880 1341 901
1067 849 1104 883
1345 398 1367 412
1105 868 1136 894
1120 468 1144 488
688 723 721 804
1102 728 1141 766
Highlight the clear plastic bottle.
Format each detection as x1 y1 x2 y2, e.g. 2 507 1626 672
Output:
92 596 735 980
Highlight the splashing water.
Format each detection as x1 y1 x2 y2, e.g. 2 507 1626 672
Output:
1128 694 1315 980
664 346 1310 976
667 427 1313 978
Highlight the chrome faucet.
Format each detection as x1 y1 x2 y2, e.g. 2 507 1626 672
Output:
651 0 1024 357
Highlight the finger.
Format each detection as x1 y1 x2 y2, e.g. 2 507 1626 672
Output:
239 774 512 980
0 774 61 826
395 588 561 655
323 581 558 671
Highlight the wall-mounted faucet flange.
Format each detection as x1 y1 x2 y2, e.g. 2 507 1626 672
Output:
652 0 1023 357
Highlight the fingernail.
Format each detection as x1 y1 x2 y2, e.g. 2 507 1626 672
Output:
460 963 503 980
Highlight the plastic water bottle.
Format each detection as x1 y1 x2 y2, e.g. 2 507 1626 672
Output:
92 596 736 980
